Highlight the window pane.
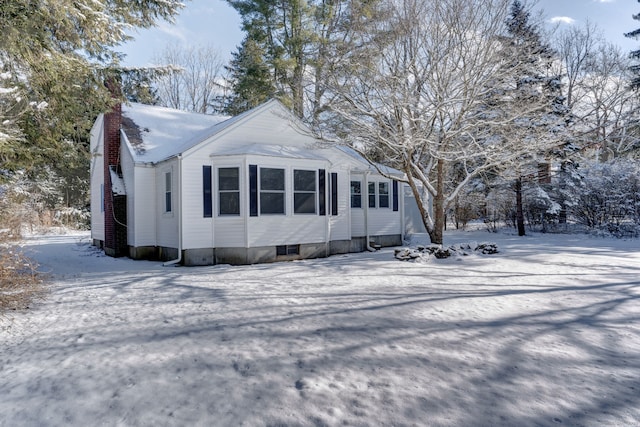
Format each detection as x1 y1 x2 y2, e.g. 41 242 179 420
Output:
220 192 240 215
379 182 389 208
165 192 172 212
219 167 239 191
294 193 316 214
165 172 171 192
260 168 284 191
368 182 376 208
260 192 285 214
350 181 361 195
350 180 361 208
294 170 316 191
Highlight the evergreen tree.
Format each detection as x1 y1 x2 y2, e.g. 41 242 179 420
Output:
625 1 640 89
0 0 183 172
223 37 276 116
500 0 567 235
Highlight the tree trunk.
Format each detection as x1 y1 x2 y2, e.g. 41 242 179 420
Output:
430 159 446 245
515 177 525 236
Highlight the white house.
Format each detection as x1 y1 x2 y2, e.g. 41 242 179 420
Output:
90 99 405 265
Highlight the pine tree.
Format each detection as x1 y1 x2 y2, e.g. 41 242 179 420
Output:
500 0 567 235
223 37 276 116
0 0 183 212
625 1 640 89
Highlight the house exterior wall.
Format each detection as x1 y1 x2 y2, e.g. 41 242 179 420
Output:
132 165 157 247
121 140 135 245
90 115 104 244
349 172 403 240
328 166 351 242
105 100 405 266
155 158 179 250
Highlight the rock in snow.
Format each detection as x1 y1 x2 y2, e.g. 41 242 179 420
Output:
394 242 499 261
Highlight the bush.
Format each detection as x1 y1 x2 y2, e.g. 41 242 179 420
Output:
569 160 640 234
0 245 45 312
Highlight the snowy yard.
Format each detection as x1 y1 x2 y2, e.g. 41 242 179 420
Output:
2 230 640 427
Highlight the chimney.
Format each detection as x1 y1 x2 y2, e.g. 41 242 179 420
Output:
103 79 127 257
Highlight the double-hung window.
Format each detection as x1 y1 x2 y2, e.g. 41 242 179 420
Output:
368 182 376 208
350 181 362 208
293 169 316 214
378 182 390 208
165 171 172 213
260 167 285 214
219 167 240 215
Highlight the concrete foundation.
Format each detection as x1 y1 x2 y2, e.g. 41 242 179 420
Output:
123 234 402 266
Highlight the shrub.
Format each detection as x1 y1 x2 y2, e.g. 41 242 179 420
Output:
0 245 45 312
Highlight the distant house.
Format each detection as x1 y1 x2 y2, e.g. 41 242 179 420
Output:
90 99 405 265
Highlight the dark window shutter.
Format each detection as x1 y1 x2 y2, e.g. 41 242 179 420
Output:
203 166 212 217
331 173 338 216
392 180 399 212
249 164 258 217
319 169 326 216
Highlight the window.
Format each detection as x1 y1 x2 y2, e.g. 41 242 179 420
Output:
219 167 240 215
100 184 104 212
294 169 316 214
165 171 172 212
368 182 376 208
203 166 212 218
260 167 285 214
379 181 389 208
277 244 300 256
350 181 361 208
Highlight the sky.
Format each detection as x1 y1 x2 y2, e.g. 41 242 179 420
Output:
118 0 640 67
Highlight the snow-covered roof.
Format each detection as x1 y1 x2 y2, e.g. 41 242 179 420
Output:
109 166 126 196
336 146 403 176
121 103 230 164
211 143 327 161
119 101 401 177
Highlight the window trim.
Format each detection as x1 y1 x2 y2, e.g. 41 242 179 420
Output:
218 166 241 216
259 167 286 215
350 180 362 208
368 181 376 208
164 171 172 213
378 181 390 208
293 169 317 215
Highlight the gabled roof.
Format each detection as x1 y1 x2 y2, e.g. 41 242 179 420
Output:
121 100 287 164
121 103 230 164
118 100 403 177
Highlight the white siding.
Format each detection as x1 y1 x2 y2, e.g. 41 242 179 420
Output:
133 165 157 246
89 115 104 242
155 159 179 248
248 216 326 247
120 142 135 245
350 174 402 238
328 168 351 241
180 155 214 250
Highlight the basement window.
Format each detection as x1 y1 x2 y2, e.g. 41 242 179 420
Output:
276 244 300 256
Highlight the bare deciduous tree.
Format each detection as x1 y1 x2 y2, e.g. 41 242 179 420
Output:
154 44 225 114
321 0 562 244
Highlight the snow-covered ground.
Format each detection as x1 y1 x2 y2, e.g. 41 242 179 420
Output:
2 230 640 426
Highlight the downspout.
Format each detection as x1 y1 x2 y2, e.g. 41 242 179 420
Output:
163 154 183 266
363 171 376 252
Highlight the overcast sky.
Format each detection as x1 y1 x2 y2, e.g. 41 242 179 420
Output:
119 0 640 67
